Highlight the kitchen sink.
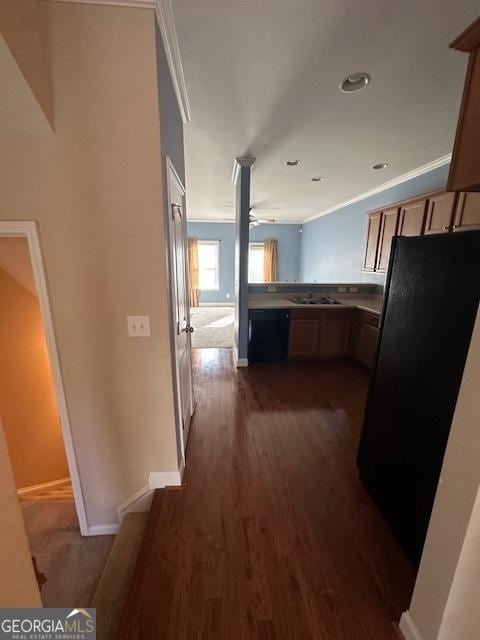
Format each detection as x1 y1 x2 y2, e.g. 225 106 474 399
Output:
288 296 341 305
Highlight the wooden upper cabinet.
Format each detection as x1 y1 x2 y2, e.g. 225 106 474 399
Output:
364 211 382 271
375 207 399 273
424 192 456 234
398 198 427 236
448 18 480 192
453 192 480 231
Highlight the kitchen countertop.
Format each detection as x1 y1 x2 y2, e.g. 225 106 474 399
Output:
248 293 384 315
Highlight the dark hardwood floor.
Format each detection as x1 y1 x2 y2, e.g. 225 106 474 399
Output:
119 349 415 639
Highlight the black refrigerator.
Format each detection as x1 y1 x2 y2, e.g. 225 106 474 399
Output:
358 230 480 567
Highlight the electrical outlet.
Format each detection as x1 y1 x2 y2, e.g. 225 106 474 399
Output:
226 293 230 299
337 286 346 293
127 316 151 337
267 286 276 292
349 286 358 293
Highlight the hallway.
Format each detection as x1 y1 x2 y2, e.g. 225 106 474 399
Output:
119 349 415 639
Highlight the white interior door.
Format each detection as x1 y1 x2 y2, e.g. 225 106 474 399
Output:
167 159 194 454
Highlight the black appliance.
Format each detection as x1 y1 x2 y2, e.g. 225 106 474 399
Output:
248 309 289 362
358 231 480 567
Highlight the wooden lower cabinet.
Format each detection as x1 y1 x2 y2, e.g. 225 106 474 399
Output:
289 309 380 367
319 312 352 358
288 317 320 358
349 310 380 369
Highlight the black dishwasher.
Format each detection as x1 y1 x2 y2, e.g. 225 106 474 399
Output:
248 309 290 362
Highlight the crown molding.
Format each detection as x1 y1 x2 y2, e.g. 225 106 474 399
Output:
302 154 451 224
188 218 302 225
53 0 191 123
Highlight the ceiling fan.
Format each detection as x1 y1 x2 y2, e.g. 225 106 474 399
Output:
220 203 279 227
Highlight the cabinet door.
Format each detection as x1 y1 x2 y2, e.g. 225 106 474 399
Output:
398 199 427 236
448 46 480 192
453 192 480 232
424 192 456 234
356 322 379 369
376 207 399 272
364 211 382 271
288 319 319 358
320 317 351 358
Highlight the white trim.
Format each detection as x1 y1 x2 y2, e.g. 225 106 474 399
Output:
88 523 120 536
155 0 191 123
302 154 452 224
399 611 424 640
148 470 183 487
0 222 89 536
198 302 234 307
53 0 191 124
232 349 249 368
17 477 71 496
188 219 302 225
117 469 183 520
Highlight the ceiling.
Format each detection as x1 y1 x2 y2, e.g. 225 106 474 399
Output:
0 238 37 297
173 0 479 223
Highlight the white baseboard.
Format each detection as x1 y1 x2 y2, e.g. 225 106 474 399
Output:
17 477 70 496
88 523 120 536
198 302 234 307
117 469 183 521
232 348 248 368
399 611 424 640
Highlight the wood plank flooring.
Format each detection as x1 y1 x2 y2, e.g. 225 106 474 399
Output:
118 349 415 639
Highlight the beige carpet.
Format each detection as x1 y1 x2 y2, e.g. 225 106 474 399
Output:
21 496 114 608
190 306 234 348
92 512 148 640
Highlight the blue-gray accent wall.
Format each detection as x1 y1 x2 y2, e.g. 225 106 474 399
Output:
300 164 450 285
187 222 302 303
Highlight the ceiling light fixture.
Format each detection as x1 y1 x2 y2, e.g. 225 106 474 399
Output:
286 159 300 166
372 163 389 170
340 72 371 93
311 176 325 182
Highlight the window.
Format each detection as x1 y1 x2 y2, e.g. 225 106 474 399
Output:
248 242 265 283
198 240 220 291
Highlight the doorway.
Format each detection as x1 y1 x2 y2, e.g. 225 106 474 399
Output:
0 223 111 606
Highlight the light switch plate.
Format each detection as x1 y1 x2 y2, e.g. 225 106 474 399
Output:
337 286 346 293
127 315 150 337
349 286 358 293
267 286 276 292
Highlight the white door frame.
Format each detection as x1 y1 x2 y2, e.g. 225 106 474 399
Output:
0 221 88 535
165 157 195 463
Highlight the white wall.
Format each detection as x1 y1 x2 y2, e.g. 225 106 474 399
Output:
402 308 480 640
0 2 179 528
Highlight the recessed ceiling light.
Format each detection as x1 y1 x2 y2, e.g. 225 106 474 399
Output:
286 159 300 166
340 72 371 93
372 163 389 170
311 176 325 182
